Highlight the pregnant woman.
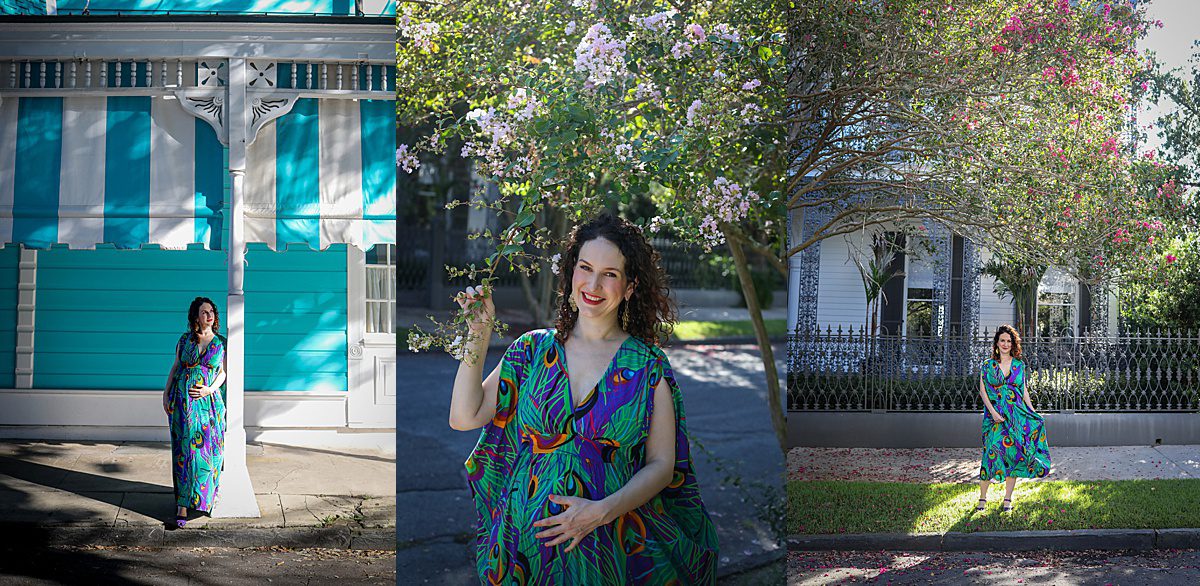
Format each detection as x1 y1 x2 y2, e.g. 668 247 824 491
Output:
449 214 718 584
162 296 227 528
977 324 1051 512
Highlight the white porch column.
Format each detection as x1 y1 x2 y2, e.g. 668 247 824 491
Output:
212 57 259 518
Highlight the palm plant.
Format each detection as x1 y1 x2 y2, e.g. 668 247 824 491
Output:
851 233 905 336
980 255 1047 338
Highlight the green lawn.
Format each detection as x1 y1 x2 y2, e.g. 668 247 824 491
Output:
789 479 1200 535
672 319 787 341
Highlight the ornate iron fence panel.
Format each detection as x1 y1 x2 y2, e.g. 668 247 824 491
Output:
788 327 1200 412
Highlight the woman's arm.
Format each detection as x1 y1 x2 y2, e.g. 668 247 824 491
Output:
1021 378 1038 414
163 357 180 413
449 285 501 431
979 372 1003 422
165 358 180 393
533 377 676 552
209 366 227 392
163 336 184 412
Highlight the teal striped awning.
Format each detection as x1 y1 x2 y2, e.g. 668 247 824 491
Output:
0 95 395 251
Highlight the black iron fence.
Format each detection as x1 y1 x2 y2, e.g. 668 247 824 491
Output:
787 327 1200 412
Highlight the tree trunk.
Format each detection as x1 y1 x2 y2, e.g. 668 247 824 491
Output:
725 228 787 453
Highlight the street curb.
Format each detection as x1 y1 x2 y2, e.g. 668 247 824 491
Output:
715 548 787 579
0 524 397 551
789 532 942 551
788 528 1197 552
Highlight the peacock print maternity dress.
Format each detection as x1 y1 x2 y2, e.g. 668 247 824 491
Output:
466 329 718 585
979 358 1051 481
167 332 226 513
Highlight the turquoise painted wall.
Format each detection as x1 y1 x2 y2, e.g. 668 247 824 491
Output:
34 246 227 390
0 0 44 15
0 246 19 388
245 243 348 392
33 244 349 392
55 0 395 15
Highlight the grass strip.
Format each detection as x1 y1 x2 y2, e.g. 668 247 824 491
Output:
672 319 787 341
789 479 1200 535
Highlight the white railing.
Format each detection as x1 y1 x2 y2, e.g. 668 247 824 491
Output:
0 58 394 93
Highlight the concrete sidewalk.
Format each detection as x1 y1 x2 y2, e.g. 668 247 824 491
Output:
0 441 396 549
788 445 1200 483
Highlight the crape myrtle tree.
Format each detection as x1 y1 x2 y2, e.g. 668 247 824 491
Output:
398 0 792 447
1119 42 1200 329
787 0 1185 308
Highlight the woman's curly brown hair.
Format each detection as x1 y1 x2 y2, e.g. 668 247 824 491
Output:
187 296 221 344
553 215 676 347
991 324 1023 361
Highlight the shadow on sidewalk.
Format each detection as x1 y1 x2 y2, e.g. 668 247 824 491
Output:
0 451 174 526
0 455 165 584
257 442 396 464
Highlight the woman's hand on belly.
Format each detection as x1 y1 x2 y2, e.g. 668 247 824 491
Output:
532 494 612 553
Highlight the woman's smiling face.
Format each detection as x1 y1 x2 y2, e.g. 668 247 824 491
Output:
197 303 215 330
997 332 1013 356
572 237 633 322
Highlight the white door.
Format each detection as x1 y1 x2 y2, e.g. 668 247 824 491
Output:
347 245 396 428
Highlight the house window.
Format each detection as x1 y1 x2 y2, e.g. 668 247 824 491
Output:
1037 266 1076 337
904 249 935 337
365 244 396 334
906 288 934 337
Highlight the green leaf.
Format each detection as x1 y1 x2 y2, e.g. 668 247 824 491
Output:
516 209 535 228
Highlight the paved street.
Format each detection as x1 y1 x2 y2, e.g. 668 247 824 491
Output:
397 342 787 583
0 546 395 585
788 549 1200 585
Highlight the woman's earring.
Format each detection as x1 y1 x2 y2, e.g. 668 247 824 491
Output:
569 295 578 312
621 302 630 330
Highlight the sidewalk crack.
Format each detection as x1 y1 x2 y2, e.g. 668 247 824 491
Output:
1152 446 1195 479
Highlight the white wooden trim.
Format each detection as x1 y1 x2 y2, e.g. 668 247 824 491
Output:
15 247 35 389
346 245 371 427
0 23 395 62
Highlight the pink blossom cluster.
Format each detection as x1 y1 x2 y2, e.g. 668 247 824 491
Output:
634 80 662 101
1098 136 1119 158
711 23 741 43
670 22 709 60
461 107 515 177
1156 180 1180 199
671 40 694 59
506 88 541 122
399 10 440 53
574 23 629 87
647 215 671 233
686 99 704 126
740 103 762 122
465 107 514 149
635 11 675 34
614 143 633 162
696 177 759 248
396 144 420 174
